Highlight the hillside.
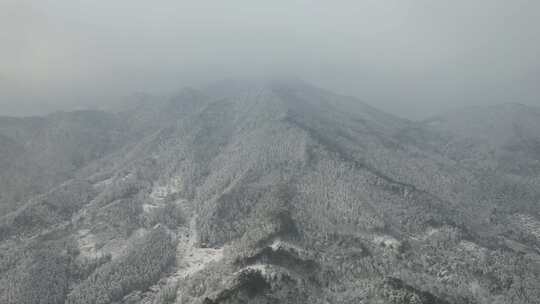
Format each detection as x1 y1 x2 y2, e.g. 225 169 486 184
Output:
0 81 539 304
0 111 136 214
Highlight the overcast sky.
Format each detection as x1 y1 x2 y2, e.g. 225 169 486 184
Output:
1 0 539 119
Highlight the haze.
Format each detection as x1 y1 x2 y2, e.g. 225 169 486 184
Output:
1 0 539 119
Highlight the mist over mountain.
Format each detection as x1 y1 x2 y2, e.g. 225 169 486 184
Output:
2 0 540 118
0 80 539 304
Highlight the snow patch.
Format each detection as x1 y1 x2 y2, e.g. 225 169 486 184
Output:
171 216 224 302
174 217 223 279
149 176 184 201
514 213 540 240
269 238 304 254
142 203 158 213
76 228 148 260
373 235 400 248
237 264 269 276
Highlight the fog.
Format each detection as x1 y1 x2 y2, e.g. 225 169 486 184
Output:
1 0 539 119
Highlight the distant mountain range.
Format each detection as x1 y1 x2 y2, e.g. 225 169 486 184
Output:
1 80 539 304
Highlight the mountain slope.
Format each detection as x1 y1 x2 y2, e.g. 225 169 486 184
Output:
0 111 137 214
423 103 540 175
0 81 539 304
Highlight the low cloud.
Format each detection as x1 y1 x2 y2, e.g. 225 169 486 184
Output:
1 0 539 118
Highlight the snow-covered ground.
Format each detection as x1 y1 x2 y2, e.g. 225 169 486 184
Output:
171 216 224 302
149 176 184 201
174 216 224 279
373 235 401 249
76 227 147 260
269 238 303 253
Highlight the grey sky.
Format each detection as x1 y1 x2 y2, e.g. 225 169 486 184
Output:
1 0 539 119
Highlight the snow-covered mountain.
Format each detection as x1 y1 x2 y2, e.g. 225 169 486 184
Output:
1 81 539 304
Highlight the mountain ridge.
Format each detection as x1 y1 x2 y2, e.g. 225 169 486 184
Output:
0 81 539 304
